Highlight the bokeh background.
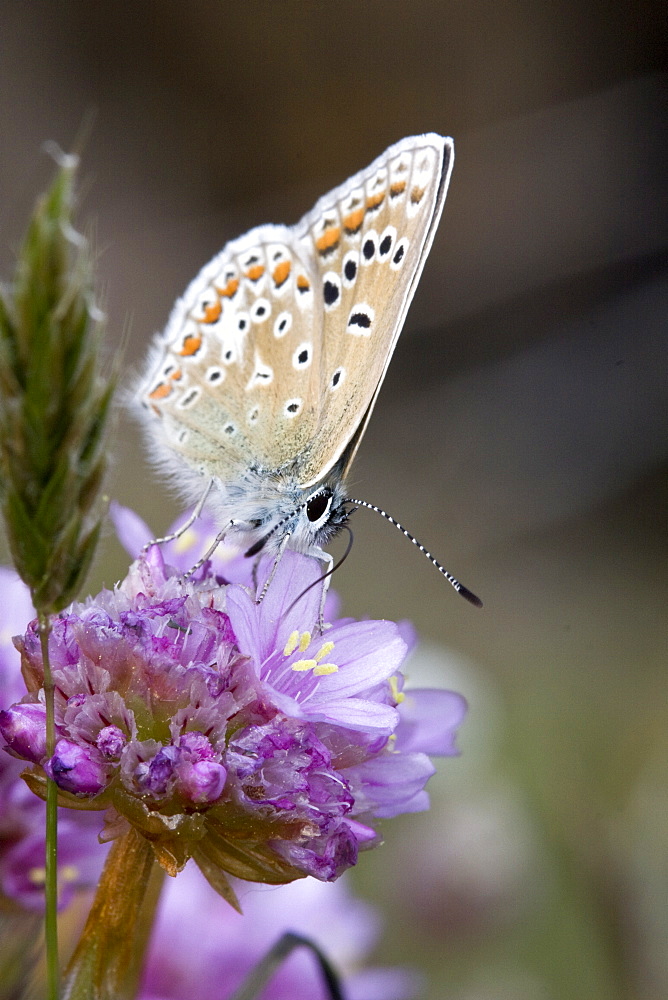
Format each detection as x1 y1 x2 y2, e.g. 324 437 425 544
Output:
1 3 666 998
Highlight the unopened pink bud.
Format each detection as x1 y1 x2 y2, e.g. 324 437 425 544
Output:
0 703 48 763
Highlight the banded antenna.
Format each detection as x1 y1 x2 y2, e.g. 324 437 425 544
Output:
345 497 483 608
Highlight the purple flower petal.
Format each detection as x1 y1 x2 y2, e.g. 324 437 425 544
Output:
0 567 35 706
140 864 418 1000
302 620 407 699
1 813 107 911
352 752 436 818
394 689 468 756
304 697 399 733
109 501 153 558
225 553 324 665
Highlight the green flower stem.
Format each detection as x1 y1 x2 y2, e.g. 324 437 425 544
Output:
62 827 164 1000
229 931 346 1000
39 611 60 1000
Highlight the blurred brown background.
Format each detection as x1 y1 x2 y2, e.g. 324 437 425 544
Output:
1 2 667 998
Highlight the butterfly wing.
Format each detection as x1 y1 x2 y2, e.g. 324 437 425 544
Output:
136 224 326 489
293 133 453 486
136 134 452 500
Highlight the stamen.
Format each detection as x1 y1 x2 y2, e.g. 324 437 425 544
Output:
28 866 46 885
298 631 312 652
292 658 316 672
313 663 338 676
283 631 300 656
389 675 405 704
314 641 335 662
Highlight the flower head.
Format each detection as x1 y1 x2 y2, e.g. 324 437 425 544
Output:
1 508 467 896
0 568 106 911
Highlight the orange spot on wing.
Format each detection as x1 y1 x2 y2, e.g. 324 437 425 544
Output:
273 260 291 287
366 190 385 210
246 265 265 281
200 299 221 324
149 382 172 401
315 226 341 254
216 277 239 298
178 334 202 356
343 209 364 234
410 186 425 204
296 274 311 291
390 180 407 197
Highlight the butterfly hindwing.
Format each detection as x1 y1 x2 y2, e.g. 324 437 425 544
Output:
138 224 326 482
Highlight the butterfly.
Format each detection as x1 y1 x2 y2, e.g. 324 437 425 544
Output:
135 133 481 609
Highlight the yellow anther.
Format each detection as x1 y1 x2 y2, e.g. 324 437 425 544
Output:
60 865 79 884
292 658 316 672
314 641 335 662
28 866 46 886
298 631 312 653
389 675 405 704
284 631 300 656
313 663 338 676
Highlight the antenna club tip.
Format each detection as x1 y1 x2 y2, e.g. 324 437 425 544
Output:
458 585 483 608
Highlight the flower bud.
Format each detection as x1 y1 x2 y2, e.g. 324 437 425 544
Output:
96 725 127 760
0 703 48 762
45 738 107 795
178 731 215 761
141 746 179 798
176 759 227 805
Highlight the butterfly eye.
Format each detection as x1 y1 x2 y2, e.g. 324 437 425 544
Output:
306 490 332 523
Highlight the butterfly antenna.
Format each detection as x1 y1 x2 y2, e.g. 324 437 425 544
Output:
285 525 355 616
345 498 483 608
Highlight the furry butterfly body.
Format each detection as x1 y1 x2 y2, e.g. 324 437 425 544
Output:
136 134 453 565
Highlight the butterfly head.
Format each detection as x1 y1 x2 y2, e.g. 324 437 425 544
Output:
303 482 351 545
242 476 350 560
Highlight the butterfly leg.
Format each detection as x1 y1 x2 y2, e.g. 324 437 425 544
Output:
141 479 214 553
255 533 291 605
183 519 241 578
316 551 333 633
281 548 334 632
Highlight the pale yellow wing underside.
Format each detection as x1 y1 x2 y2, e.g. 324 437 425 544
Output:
137 134 452 490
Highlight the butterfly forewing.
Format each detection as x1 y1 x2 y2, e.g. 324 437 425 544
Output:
137 134 452 500
294 134 453 485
